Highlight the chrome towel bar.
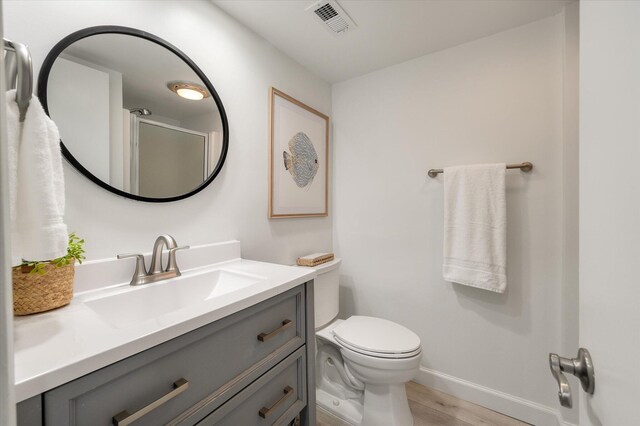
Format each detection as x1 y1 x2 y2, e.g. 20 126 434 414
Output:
427 161 533 178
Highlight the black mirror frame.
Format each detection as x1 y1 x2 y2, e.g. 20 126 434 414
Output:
37 25 229 203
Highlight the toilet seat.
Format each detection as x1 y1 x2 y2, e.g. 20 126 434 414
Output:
332 316 422 359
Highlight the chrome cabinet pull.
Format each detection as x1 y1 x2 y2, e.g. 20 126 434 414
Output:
257 319 293 342
112 378 189 425
258 386 294 419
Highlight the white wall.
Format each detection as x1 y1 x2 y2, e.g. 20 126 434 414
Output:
333 14 569 424
60 53 126 189
48 57 111 183
3 0 332 264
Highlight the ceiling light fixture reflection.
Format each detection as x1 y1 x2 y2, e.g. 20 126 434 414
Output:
167 81 210 101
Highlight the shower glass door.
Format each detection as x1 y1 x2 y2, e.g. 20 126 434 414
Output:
129 117 210 198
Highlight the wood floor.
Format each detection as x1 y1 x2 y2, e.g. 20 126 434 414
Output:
316 381 530 426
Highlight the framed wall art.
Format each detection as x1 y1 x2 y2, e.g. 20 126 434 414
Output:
269 87 329 218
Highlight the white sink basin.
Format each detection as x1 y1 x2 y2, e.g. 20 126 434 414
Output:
84 269 265 328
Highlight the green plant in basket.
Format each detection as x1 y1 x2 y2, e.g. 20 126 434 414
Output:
22 232 86 275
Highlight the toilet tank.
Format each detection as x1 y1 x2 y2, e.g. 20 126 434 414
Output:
308 258 341 329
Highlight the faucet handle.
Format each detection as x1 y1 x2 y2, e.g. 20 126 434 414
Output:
167 246 190 275
117 253 148 286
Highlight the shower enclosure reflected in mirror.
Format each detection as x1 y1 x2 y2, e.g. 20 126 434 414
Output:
38 26 228 202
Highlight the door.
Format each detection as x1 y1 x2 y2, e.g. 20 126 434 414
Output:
137 120 207 198
579 1 640 425
0 3 17 424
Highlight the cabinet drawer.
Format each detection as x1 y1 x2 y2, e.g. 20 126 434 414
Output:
44 285 305 426
197 347 307 426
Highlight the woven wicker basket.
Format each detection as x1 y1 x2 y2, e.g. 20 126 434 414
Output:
12 259 75 316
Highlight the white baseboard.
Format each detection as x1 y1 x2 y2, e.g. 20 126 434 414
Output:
414 366 575 426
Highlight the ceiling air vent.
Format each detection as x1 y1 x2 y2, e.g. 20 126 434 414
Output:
306 0 357 36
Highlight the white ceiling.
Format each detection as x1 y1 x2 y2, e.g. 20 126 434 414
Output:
213 0 572 83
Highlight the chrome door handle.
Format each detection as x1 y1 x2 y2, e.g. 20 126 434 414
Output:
258 386 294 418
257 319 293 342
549 354 572 408
549 348 595 408
112 378 189 425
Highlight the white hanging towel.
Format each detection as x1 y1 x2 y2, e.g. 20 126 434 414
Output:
7 90 68 265
443 163 507 293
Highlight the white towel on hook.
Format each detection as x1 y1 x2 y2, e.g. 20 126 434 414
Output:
7 90 68 265
443 163 507 293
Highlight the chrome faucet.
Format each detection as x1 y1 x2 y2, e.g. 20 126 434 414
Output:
149 234 178 275
117 235 189 286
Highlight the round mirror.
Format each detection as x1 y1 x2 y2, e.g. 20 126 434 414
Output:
38 26 229 202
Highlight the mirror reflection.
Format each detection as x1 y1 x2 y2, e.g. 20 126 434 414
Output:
46 33 225 199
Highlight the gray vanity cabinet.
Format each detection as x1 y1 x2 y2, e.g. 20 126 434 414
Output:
198 348 307 426
17 282 316 426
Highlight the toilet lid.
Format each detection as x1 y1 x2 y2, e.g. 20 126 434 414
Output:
332 316 421 357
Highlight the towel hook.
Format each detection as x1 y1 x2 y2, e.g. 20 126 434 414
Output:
3 38 33 121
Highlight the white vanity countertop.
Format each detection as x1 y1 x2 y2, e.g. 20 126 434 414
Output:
13 241 316 402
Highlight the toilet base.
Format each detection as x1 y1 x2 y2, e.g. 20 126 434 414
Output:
317 387 363 425
361 383 413 426
317 383 414 426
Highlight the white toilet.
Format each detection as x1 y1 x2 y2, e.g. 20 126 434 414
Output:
308 258 422 426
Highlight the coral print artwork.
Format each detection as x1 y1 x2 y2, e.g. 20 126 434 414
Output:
269 88 329 218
